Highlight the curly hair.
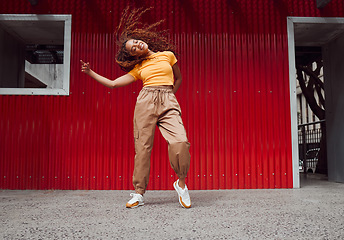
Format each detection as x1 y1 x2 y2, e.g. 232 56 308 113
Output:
115 6 176 72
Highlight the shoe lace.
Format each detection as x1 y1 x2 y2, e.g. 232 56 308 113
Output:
129 193 142 200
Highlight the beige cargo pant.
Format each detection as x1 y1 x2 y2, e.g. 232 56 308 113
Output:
133 85 191 195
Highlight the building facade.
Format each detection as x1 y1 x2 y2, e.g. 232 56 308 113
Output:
1 0 343 190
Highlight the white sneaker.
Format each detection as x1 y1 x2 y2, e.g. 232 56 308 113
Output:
173 179 191 208
126 193 144 208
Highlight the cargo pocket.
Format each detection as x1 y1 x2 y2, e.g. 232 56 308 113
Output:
177 113 184 126
133 129 139 153
134 129 139 140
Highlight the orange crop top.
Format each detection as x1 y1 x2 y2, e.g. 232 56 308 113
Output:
128 51 177 87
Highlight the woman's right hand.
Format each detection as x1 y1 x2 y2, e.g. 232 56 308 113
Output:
80 60 91 74
79 59 135 88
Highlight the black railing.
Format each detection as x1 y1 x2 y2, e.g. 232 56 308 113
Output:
298 120 325 173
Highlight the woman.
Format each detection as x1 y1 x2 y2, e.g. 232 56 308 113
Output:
80 7 191 208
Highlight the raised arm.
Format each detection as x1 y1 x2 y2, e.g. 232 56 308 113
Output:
172 63 182 94
80 60 135 89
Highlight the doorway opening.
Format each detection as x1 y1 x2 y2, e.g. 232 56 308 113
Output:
287 17 344 188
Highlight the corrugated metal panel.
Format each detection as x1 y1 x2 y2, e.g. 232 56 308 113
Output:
0 0 343 190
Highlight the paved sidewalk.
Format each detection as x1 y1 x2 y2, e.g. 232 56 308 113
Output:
1 175 344 239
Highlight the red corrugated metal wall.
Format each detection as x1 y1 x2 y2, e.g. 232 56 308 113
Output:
1 0 343 190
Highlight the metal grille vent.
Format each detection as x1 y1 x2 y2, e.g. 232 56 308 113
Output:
25 44 63 64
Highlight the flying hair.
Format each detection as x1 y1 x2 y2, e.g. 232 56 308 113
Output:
115 6 176 72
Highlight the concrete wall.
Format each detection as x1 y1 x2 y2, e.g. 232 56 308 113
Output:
25 61 64 89
323 32 344 183
0 27 25 88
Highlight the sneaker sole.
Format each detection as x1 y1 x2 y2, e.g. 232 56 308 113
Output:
173 181 191 208
126 202 144 208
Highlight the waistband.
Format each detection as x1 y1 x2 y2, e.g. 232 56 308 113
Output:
142 85 173 92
